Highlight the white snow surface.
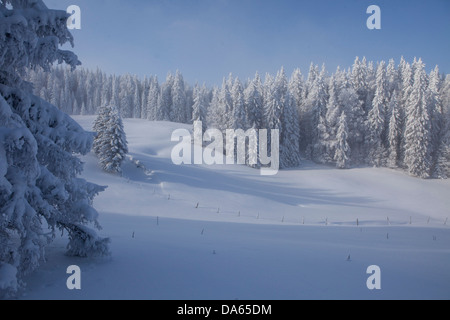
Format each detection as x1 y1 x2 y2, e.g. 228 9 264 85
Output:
0 263 17 292
20 116 450 300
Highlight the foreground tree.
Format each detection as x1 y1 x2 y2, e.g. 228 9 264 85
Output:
0 0 109 298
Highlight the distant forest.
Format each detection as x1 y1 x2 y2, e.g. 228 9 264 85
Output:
27 57 450 179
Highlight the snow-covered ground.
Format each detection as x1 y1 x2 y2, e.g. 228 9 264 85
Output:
21 116 450 300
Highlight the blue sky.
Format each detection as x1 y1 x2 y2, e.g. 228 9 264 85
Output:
46 0 450 85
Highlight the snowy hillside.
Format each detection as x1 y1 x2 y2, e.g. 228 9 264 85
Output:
21 116 450 300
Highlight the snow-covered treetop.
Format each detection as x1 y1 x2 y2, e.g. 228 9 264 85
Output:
0 0 80 89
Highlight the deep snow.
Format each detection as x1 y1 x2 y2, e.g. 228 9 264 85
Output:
20 116 450 300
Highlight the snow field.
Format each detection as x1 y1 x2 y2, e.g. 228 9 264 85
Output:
21 116 450 299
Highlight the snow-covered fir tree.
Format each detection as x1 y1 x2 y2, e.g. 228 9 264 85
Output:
316 115 331 163
387 92 402 168
111 75 120 111
339 81 364 163
404 59 432 178
206 86 220 129
228 77 250 164
264 70 283 132
428 66 447 178
365 61 377 114
289 68 305 154
140 77 149 120
289 68 304 111
231 78 247 130
119 75 134 118
323 73 342 163
351 57 369 113
386 59 399 99
438 75 450 177
185 83 194 124
0 0 109 298
309 66 329 161
400 60 414 110
171 70 188 124
244 72 264 130
366 61 388 167
280 91 301 168
214 77 234 132
305 63 319 100
132 76 142 120
157 73 174 121
192 84 208 133
334 112 351 169
146 77 160 121
93 105 128 174
262 72 275 125
93 104 108 154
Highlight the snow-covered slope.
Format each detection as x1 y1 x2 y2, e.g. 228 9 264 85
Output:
20 116 450 300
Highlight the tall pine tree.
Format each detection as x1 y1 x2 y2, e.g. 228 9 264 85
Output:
404 59 432 178
0 0 109 298
366 61 388 167
387 92 401 168
334 112 351 169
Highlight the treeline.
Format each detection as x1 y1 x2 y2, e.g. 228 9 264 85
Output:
27 57 450 178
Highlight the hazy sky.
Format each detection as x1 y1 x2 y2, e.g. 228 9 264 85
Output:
46 0 450 85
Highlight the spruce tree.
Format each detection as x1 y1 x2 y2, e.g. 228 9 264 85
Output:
132 76 142 119
0 0 109 297
352 57 368 111
307 65 328 160
192 84 208 133
335 112 351 169
157 73 174 121
93 106 128 174
340 87 364 163
171 70 187 124
265 70 283 132
289 68 305 153
231 78 247 130
244 72 264 130
280 91 301 168
146 77 160 121
386 59 399 99
119 75 134 118
216 78 233 132
324 75 341 163
140 77 149 119
93 104 109 155
428 66 446 178
387 92 401 168
404 59 432 178
366 61 388 167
